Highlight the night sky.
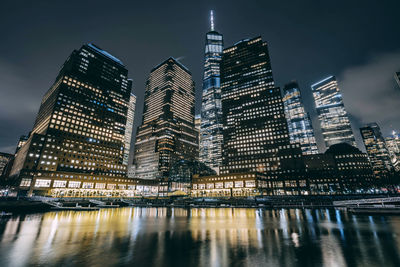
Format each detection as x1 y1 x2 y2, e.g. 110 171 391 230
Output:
1 0 399 156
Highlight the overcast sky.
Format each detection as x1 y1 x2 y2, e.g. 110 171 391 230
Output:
1 0 399 155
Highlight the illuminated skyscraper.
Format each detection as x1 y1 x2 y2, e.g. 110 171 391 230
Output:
386 131 400 171
220 37 306 194
9 43 135 196
133 58 198 180
360 123 393 178
311 76 356 149
199 10 224 173
123 91 136 166
283 81 318 155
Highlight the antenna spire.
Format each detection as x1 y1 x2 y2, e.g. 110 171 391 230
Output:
210 10 215 31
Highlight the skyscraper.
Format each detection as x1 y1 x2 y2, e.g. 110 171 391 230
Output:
9 43 135 197
133 58 198 180
199 10 224 173
283 81 318 155
123 91 136 166
386 131 400 171
395 72 400 89
220 37 306 195
311 76 356 149
360 123 393 178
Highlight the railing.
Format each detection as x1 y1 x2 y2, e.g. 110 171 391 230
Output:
89 199 105 205
333 197 400 206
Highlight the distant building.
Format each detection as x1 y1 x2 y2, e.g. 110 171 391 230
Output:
220 37 306 195
360 123 393 178
199 10 224 172
0 152 13 176
133 58 198 180
385 131 400 171
282 81 318 155
8 43 137 197
311 76 356 149
395 72 400 89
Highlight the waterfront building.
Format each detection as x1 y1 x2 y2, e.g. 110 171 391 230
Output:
385 131 400 171
133 58 198 180
8 43 136 197
199 10 224 173
311 76 356 149
168 159 216 194
304 143 374 194
282 81 318 155
220 37 306 195
191 172 267 197
123 92 136 166
360 123 393 178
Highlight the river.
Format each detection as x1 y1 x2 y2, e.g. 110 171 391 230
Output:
0 207 400 266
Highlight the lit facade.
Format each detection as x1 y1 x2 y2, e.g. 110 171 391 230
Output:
123 92 136 166
8 43 134 196
282 81 318 155
385 132 400 171
311 76 356 149
360 123 393 178
220 37 306 195
199 10 224 172
133 58 198 180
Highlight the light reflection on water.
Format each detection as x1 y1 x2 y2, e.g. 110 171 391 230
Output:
0 208 400 266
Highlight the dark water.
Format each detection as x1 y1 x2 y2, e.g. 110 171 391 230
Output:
0 208 400 267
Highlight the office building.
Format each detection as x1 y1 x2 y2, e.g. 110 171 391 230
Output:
282 81 318 155
0 152 13 177
15 134 30 153
220 37 306 195
199 10 224 172
8 43 137 197
385 131 400 171
311 76 356 149
133 58 198 180
360 123 393 178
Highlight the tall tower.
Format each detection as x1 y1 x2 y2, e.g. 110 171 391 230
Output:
360 123 393 178
123 91 136 166
133 58 198 180
311 76 356 149
283 81 318 155
199 10 224 173
9 44 133 196
220 37 305 195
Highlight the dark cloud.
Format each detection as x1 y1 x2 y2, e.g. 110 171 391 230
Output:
339 51 400 146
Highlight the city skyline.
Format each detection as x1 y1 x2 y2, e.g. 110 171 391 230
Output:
1 1 400 155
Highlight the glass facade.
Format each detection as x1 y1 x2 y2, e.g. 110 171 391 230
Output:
9 43 135 196
283 81 318 155
386 131 400 171
360 123 393 178
133 58 198 180
311 76 356 149
199 11 224 173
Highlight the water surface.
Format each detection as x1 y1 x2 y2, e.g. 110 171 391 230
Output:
1 207 400 266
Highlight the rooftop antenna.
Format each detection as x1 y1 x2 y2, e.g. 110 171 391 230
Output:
210 10 215 31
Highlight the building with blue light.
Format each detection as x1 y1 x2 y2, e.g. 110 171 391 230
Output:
199 10 224 173
283 81 318 155
311 76 356 149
